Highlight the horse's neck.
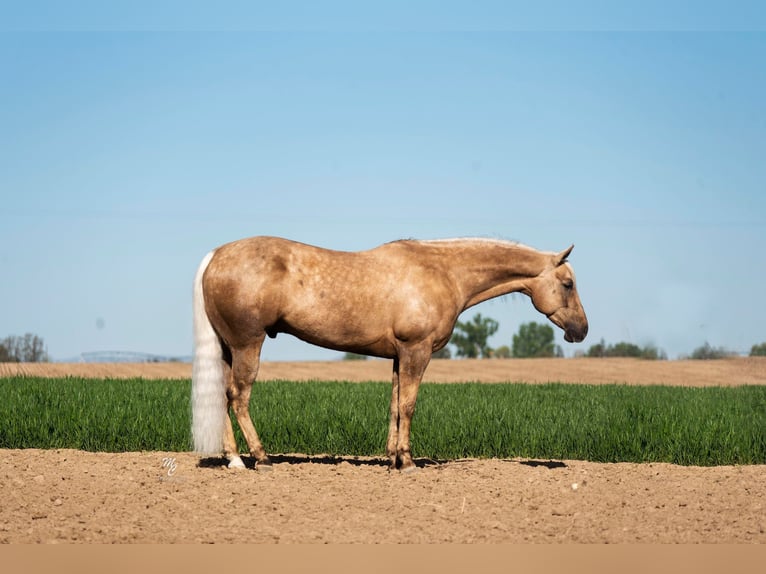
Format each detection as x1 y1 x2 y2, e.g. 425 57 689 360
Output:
435 240 549 309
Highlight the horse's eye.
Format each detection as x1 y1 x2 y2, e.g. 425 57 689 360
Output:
562 278 574 289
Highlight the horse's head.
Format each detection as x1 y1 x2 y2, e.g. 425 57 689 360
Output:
528 245 588 343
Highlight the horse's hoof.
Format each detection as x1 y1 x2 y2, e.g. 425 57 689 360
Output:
255 461 273 472
400 463 419 475
227 456 246 469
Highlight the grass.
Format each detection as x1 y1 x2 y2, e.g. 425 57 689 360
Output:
0 377 764 466
0 377 191 452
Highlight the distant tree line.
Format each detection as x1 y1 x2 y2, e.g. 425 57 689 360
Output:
584 338 667 360
0 333 49 363
412 314 766 361
10 327 765 365
583 339 766 360
441 314 766 361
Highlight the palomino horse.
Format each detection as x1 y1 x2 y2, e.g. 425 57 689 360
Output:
192 236 588 472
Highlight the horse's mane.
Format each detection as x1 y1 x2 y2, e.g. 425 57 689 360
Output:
407 237 535 251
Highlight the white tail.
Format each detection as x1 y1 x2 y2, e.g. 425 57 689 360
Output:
191 250 227 454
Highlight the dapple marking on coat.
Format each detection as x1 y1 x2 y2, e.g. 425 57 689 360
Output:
192 236 588 472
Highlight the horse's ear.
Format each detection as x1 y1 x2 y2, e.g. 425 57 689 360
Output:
554 245 574 266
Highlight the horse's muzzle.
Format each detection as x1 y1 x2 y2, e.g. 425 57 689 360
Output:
564 323 588 343
548 309 588 344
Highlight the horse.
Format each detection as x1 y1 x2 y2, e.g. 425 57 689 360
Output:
191 236 588 472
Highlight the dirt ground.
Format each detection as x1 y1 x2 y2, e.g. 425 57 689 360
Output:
2 450 764 544
2 358 765 543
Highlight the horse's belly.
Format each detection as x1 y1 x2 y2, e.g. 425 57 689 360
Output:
278 307 396 358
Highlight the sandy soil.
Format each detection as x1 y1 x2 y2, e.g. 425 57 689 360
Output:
2 358 764 544
1 450 763 543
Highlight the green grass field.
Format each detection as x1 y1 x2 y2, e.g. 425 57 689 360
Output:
1 377 764 466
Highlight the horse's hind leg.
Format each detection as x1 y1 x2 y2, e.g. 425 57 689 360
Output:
221 359 247 469
227 337 272 470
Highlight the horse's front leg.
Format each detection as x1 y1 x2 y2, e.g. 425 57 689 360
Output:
386 358 400 470
392 346 431 472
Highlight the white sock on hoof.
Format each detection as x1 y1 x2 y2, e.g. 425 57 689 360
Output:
227 456 246 469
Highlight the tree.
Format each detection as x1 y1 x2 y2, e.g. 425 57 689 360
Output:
492 345 512 359
639 343 667 361
342 352 368 361
0 333 50 362
689 342 733 360
586 339 666 360
512 322 561 358
586 338 608 358
750 342 766 357
608 341 644 358
450 313 499 358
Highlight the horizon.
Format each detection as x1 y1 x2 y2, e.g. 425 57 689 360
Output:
15 333 763 363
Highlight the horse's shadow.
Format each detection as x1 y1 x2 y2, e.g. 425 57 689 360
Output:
198 455 566 471
515 459 567 469
198 454 446 470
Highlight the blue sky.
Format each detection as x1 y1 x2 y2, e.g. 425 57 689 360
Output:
2 5 765 361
